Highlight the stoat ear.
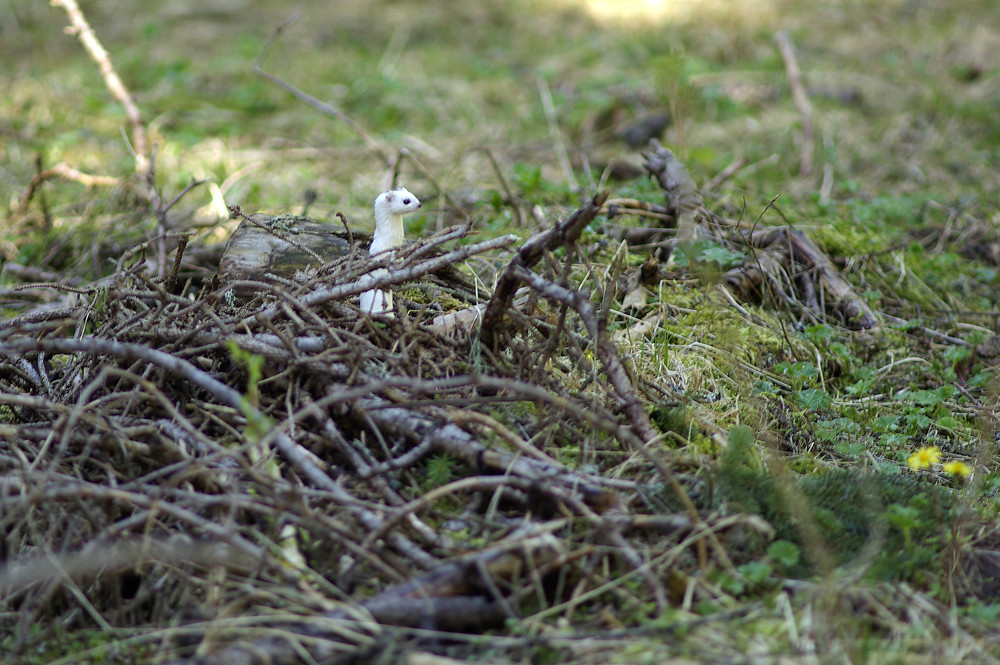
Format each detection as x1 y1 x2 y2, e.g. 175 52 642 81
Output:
385 193 393 203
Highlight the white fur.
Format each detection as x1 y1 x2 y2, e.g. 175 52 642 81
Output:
361 187 421 315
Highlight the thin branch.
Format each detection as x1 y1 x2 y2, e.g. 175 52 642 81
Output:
0 335 435 566
775 31 814 176
480 191 608 346
254 13 389 164
51 0 148 174
17 161 118 213
506 265 734 575
703 155 747 192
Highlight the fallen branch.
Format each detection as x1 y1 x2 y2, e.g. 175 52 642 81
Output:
642 139 703 241
734 227 879 328
503 265 734 579
0 336 435 567
17 161 118 213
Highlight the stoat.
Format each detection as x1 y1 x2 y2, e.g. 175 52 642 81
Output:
359 187 421 315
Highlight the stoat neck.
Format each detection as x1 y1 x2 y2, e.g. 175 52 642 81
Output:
371 206 404 255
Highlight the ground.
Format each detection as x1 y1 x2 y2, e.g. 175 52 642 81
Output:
2 0 1000 663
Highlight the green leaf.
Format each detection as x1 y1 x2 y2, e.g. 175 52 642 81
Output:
834 440 867 458
804 323 835 341
738 560 773 585
753 380 779 395
872 415 900 433
714 571 745 596
936 415 960 430
943 345 972 365
844 377 875 396
965 601 1000 623
794 388 831 410
767 540 801 568
698 244 744 267
671 241 697 267
898 389 942 406
880 432 907 447
904 413 933 430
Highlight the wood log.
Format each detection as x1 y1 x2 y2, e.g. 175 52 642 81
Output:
218 212 357 285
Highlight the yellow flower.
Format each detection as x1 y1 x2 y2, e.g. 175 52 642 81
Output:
907 446 942 471
943 461 973 478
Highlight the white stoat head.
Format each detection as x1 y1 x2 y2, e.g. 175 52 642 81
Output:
374 187 421 216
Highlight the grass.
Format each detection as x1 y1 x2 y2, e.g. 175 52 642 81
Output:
2 0 1000 662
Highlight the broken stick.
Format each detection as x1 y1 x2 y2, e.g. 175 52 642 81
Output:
479 191 608 346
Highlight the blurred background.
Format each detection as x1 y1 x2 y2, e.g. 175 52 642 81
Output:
1 0 998 248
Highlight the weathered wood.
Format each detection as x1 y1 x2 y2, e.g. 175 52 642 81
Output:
218 212 357 283
642 138 703 240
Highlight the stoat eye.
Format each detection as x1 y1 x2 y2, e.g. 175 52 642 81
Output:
402 198 411 205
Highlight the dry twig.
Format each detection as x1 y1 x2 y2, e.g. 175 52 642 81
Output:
254 12 389 164
51 0 149 173
480 191 608 345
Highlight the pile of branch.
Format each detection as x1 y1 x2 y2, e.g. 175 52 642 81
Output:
0 130 901 661
1 176 764 664
602 140 878 329
0 129 895 661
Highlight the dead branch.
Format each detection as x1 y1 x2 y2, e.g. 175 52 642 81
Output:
51 0 148 173
480 191 608 346
158 535 562 664
642 139 703 240
601 197 672 222
17 161 119 213
704 155 748 192
504 267 708 532
736 227 879 328
0 132 920 664
1 335 436 568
